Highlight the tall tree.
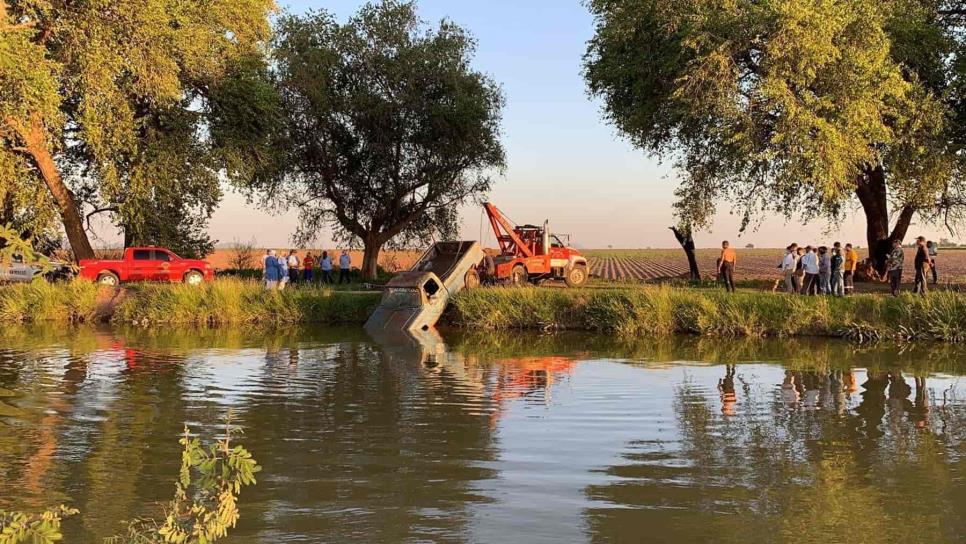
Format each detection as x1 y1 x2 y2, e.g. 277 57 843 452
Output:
263 1 505 279
0 0 275 260
585 0 965 271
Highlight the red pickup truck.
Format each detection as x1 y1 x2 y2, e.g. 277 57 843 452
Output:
79 247 214 287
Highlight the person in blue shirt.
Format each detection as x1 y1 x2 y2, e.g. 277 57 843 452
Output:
264 250 281 289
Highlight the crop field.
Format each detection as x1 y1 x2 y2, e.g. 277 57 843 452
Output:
585 248 966 284
195 246 966 284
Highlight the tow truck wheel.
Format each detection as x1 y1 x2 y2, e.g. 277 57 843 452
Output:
464 269 481 289
97 272 119 287
183 270 204 286
564 265 588 288
510 265 528 287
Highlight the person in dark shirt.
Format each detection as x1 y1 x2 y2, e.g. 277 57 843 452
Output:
914 236 930 296
885 239 904 297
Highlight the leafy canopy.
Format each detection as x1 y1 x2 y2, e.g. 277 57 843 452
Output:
1 0 276 255
263 0 505 256
584 0 961 231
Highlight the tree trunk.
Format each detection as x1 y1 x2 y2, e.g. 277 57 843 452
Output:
670 226 700 280
361 237 382 280
855 165 913 276
14 116 96 261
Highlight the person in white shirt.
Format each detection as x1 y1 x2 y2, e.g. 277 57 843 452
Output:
800 246 820 295
339 250 352 284
287 250 300 285
781 244 798 293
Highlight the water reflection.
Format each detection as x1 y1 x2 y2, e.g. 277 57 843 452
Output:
0 326 965 543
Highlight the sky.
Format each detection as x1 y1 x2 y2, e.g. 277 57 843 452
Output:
188 0 950 250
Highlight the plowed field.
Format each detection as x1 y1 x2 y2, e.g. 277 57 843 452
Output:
586 248 966 283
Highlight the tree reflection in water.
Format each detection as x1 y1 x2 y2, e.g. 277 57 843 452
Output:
0 327 965 543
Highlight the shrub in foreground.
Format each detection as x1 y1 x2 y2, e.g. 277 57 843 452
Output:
1 417 259 544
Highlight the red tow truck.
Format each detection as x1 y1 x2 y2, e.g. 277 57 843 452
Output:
482 202 589 287
79 247 214 287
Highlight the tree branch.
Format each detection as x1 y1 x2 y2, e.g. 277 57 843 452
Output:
85 206 118 231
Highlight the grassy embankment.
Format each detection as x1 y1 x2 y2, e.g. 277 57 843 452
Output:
0 279 381 326
5 279 966 342
451 286 966 342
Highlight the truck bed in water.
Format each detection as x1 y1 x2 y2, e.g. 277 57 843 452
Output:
365 241 483 333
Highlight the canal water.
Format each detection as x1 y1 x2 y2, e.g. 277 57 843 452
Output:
1 325 964 543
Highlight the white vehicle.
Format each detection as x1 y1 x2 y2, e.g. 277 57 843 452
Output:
0 261 44 283
0 254 73 284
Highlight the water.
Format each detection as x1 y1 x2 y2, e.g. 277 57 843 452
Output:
1 325 965 543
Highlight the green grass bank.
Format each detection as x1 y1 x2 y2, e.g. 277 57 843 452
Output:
5 281 966 342
0 279 382 326
451 286 966 342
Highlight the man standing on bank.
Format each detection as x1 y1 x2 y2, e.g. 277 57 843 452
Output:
886 239 905 297
843 243 859 296
781 244 798 293
800 246 820 295
914 236 930 296
719 241 737 293
339 250 352 284
287 250 301 285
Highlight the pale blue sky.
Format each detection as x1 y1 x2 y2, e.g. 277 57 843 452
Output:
201 0 940 249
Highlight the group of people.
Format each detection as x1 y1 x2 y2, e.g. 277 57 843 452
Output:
262 249 353 290
884 237 939 296
717 237 940 296
778 241 860 296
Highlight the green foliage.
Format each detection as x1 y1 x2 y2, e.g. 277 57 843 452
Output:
0 223 51 274
584 0 964 233
151 419 260 544
0 278 380 324
453 286 966 342
1 0 276 257
259 0 505 277
0 279 98 323
2 418 259 544
0 506 78 544
112 279 382 326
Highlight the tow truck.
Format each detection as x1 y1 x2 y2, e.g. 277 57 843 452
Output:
481 202 588 287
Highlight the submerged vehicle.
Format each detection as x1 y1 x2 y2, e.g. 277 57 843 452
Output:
365 241 484 333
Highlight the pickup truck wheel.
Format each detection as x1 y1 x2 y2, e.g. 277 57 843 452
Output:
97 272 119 287
464 268 480 289
510 265 528 287
564 265 588 287
183 270 204 286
